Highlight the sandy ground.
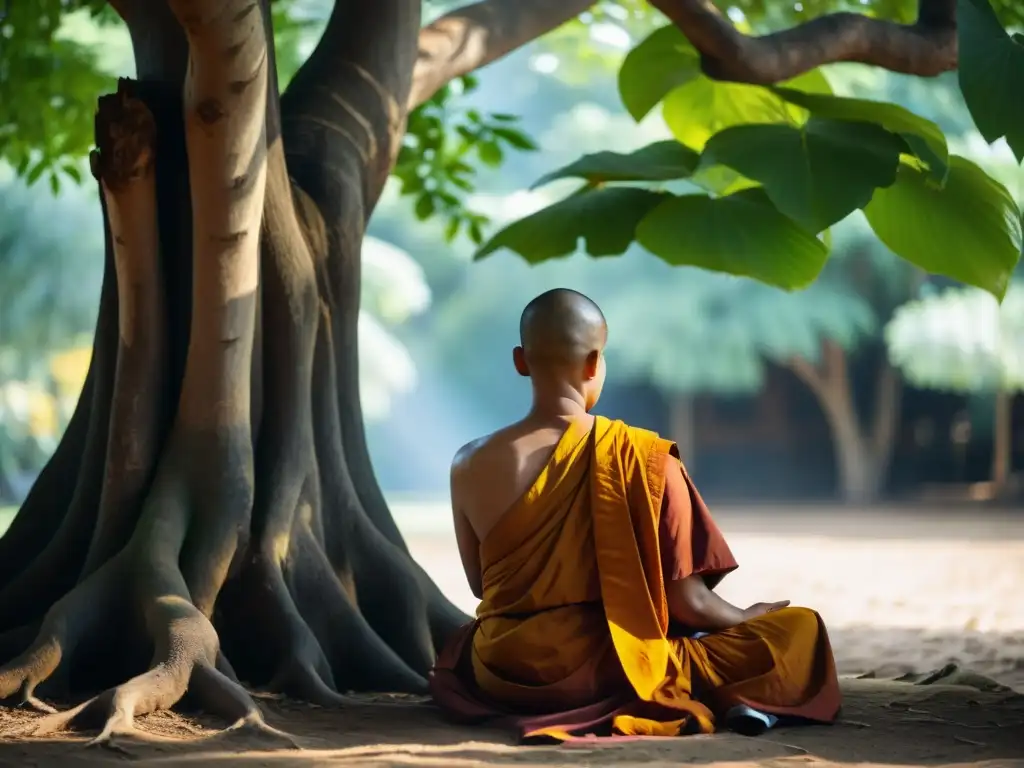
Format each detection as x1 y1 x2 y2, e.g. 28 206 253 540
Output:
1 504 1023 767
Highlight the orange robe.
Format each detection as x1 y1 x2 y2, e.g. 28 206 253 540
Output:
430 416 841 740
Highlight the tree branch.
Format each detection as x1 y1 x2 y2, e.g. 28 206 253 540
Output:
106 0 188 84
649 0 957 84
789 341 848 407
281 0 422 208
788 355 830 403
408 0 597 111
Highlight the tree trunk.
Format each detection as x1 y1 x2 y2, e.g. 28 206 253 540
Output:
668 393 696 467
826 402 880 506
990 390 1013 490
0 0 468 738
789 343 901 505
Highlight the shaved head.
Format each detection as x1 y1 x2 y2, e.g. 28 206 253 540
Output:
519 288 607 366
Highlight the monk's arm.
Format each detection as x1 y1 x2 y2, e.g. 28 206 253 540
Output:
450 462 483 599
659 455 789 629
666 576 749 631
659 452 751 631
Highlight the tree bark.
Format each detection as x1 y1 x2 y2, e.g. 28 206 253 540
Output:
650 0 957 83
0 0 478 738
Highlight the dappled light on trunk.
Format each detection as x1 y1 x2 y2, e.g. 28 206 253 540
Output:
0 0 474 740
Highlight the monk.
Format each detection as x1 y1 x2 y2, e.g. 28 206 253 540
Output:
430 288 842 741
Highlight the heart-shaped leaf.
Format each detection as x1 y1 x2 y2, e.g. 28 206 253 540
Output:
957 0 1024 162
772 86 949 182
618 26 702 122
636 189 830 290
474 188 668 263
701 117 905 232
864 156 1022 300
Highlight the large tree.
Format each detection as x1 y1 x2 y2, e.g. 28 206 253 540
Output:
1 0 1023 743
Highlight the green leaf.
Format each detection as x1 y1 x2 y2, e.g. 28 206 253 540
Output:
635 189 830 290
474 188 668 263
664 81 790 151
414 193 436 221
62 163 83 184
772 87 949 182
782 69 834 97
490 126 538 151
957 0 1024 162
864 156 1022 300
618 25 702 122
444 216 461 243
531 141 700 189
478 140 504 167
618 25 832 126
700 117 904 232
49 172 60 196
25 162 46 187
662 70 832 152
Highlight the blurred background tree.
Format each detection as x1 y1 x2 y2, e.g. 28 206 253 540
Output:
0 181 102 503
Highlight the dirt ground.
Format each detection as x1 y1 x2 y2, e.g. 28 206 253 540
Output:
1 504 1023 767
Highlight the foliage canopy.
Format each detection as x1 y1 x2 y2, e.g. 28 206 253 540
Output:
477 5 1024 300
3 0 1024 298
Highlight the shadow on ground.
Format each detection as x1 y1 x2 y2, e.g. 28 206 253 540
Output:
829 626 1024 692
0 667 1022 767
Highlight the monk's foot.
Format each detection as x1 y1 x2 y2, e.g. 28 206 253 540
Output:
724 705 778 737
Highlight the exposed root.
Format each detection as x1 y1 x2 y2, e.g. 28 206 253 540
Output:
0 0 479 734
0 554 128 705
425 572 472 649
19 686 58 715
189 661 298 745
270 657 354 708
287 523 429 695
348 528 437 680
0 636 63 705
216 712 301 750
3 521 268 741
308 303 444 684
242 553 339 696
216 652 241 684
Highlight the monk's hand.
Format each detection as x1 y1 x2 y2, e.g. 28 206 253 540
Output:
743 600 790 620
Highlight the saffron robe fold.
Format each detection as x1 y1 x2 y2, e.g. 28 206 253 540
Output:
430 416 841 740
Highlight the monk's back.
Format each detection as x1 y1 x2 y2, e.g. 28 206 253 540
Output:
453 416 593 542
456 416 622 709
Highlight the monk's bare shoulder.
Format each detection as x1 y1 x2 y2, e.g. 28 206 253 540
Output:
451 435 488 480
451 424 522 480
